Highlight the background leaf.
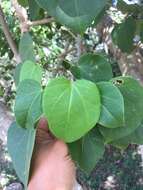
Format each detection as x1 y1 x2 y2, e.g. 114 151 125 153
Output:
19 32 35 62
20 60 42 84
43 77 101 142
0 86 4 97
110 121 143 149
117 0 142 14
18 0 28 7
97 81 124 128
140 22 143 43
112 17 136 53
29 0 42 21
35 0 107 33
14 63 23 87
71 53 113 82
14 80 42 128
68 128 105 174
7 122 36 187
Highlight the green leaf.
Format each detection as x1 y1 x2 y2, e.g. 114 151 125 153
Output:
68 128 105 173
14 64 23 87
18 0 28 7
19 32 35 62
99 77 143 142
0 86 4 97
14 61 42 87
131 121 143 145
97 82 124 128
14 80 42 128
35 0 107 33
20 61 42 84
117 0 142 14
110 138 129 150
94 8 106 26
71 53 113 83
140 22 143 43
112 17 136 53
110 121 143 149
29 0 42 20
7 122 36 187
43 77 101 142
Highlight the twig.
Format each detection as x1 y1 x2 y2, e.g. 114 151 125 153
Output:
58 41 75 61
11 0 54 32
61 26 77 40
0 5 21 63
60 47 75 59
28 18 55 27
76 34 82 58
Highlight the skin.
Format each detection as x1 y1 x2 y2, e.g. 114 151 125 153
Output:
28 118 76 190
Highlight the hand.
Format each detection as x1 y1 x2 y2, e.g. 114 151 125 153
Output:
28 118 76 190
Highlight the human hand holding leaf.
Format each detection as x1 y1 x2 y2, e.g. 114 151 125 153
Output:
28 118 76 190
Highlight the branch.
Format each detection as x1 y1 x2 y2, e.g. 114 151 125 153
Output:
76 35 85 58
76 35 82 57
29 18 55 27
12 0 54 32
11 0 29 33
0 5 21 63
58 41 75 61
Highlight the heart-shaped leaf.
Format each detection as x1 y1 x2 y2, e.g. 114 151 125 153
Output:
14 80 42 128
68 128 105 173
71 53 113 82
97 82 124 128
112 17 136 53
43 77 101 142
19 32 35 62
20 61 42 84
7 122 36 187
35 0 107 33
99 77 143 142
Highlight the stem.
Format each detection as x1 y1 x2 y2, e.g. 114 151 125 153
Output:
12 0 54 32
76 34 82 58
0 5 21 63
58 41 74 61
29 18 54 27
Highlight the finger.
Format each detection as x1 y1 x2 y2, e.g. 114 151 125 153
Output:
36 118 55 144
38 117 49 132
38 118 55 138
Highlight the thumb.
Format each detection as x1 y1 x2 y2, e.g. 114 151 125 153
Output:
35 118 54 145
